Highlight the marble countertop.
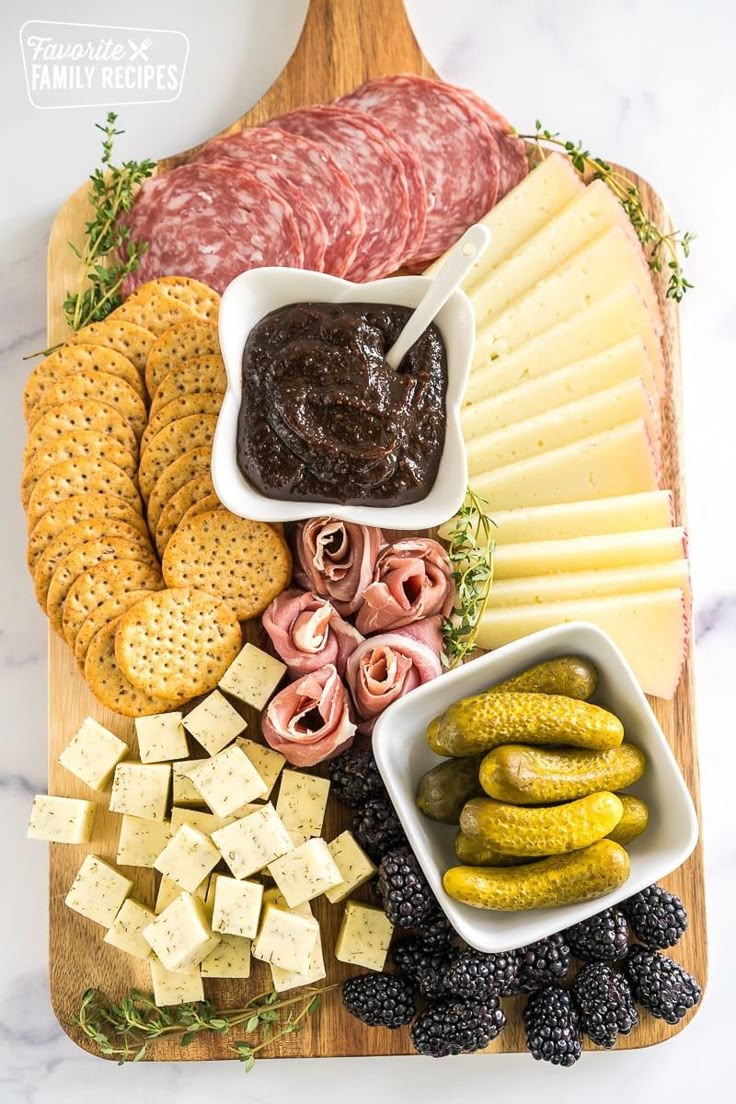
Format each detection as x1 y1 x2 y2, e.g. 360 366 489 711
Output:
1 0 733 1100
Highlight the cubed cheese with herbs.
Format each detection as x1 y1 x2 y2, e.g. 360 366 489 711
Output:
169 806 236 838
212 876 263 939
103 899 155 960
200 933 252 978
268 838 343 908
155 874 209 914
27 794 96 844
134 712 187 763
251 903 319 973
271 931 326 992
154 823 220 893
235 738 285 798
276 771 330 837
109 762 170 821
143 890 220 972
116 814 170 867
186 745 267 817
65 854 133 927
335 900 393 971
57 717 128 790
172 760 208 807
324 831 376 904
150 957 204 1007
183 690 247 756
219 643 286 710
212 803 293 879
262 886 313 919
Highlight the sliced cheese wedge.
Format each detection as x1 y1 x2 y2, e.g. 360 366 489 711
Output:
470 419 659 510
467 377 658 475
487 560 691 607
477 589 689 700
494 528 686 580
462 337 657 441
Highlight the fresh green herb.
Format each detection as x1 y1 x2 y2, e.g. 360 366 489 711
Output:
441 488 496 668
517 121 694 301
72 984 336 1068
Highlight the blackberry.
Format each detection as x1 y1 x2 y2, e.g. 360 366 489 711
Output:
391 937 447 998
444 946 521 999
517 933 572 992
327 746 385 808
377 847 433 927
620 884 688 949
415 907 455 952
572 962 638 1048
565 908 629 962
623 946 701 1024
523 986 582 1067
352 796 406 861
411 995 506 1057
342 973 416 1028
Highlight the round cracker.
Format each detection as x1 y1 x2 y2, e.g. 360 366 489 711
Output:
138 414 217 502
110 285 200 337
46 536 159 635
33 517 153 610
21 429 137 508
150 355 226 417
114 587 241 701
74 587 158 670
178 492 221 528
150 277 220 324
155 472 214 557
162 511 291 620
62 559 164 647
145 319 220 397
26 370 147 440
85 617 179 717
145 446 212 538
23 399 138 469
23 345 145 419
141 391 223 452
26 494 148 573
26 457 142 533
66 319 156 374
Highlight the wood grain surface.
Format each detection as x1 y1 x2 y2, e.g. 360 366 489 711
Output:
44 0 706 1062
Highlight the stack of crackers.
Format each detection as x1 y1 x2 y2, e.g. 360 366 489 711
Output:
23 276 291 717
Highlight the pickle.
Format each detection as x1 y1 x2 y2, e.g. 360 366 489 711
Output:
460 792 623 857
454 830 537 867
416 757 483 824
443 840 631 910
479 743 646 805
607 794 649 845
427 692 623 757
492 656 597 700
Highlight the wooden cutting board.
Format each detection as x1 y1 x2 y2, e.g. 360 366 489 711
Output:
44 0 706 1061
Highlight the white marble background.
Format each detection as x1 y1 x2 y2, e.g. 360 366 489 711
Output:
1 1 734 1100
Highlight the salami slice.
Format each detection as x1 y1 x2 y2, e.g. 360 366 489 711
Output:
270 105 413 282
450 84 529 199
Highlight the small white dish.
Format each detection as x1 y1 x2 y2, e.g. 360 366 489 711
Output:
372 622 699 953
211 267 474 529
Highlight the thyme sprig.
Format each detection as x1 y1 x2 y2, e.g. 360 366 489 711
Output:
73 984 336 1069
441 489 496 667
517 121 694 302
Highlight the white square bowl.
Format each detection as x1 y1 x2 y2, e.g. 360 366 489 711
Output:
211 267 474 530
372 622 698 953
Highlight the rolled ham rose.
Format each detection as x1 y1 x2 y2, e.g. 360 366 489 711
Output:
262 588 363 678
356 538 455 634
346 617 444 733
262 664 356 767
293 517 383 615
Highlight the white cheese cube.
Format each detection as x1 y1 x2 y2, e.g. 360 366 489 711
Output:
134 712 188 763
116 815 170 868
65 854 133 928
143 891 220 971
155 874 209 914
150 957 204 1006
268 839 343 908
251 903 319 973
212 803 293 879
172 760 207 807
109 762 170 821
324 831 376 904
200 933 252 978
186 745 267 817
183 690 247 756
219 643 286 710
276 771 330 837
270 931 326 992
154 824 220 893
103 899 155 960
27 794 96 844
335 900 393 971
57 717 128 790
262 886 313 919
212 876 263 939
169 807 235 838
235 737 285 798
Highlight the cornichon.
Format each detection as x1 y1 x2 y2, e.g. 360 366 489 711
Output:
454 830 536 867
479 743 646 805
492 656 597 700
608 794 649 845
427 692 623 757
443 840 631 910
460 791 624 856
416 757 483 824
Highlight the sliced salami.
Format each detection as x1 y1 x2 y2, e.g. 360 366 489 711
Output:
450 83 529 199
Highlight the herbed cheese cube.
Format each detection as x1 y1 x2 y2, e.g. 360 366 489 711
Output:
186 745 267 818
271 931 326 992
324 831 376 904
251 903 319 973
200 933 252 978
335 900 393 971
103 899 155 960
172 760 207 807
212 803 293 879
169 807 234 838
183 690 247 756
116 815 171 868
276 771 330 837
27 794 96 844
143 891 220 971
219 643 286 711
262 886 313 919
134 712 188 763
154 824 220 893
268 838 343 908
235 738 285 798
150 957 204 1007
155 874 209 914
65 854 133 928
109 762 170 821
57 717 128 791
212 876 263 939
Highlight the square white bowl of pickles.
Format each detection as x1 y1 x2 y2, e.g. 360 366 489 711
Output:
371 622 698 953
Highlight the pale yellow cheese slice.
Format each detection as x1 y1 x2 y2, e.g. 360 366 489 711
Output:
493 526 686 580
487 559 691 607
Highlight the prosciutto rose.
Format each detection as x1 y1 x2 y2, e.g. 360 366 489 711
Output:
293 517 384 615
346 617 443 733
262 664 356 767
356 538 454 634
262 589 363 678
